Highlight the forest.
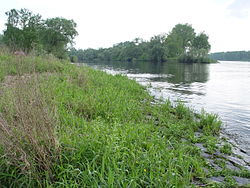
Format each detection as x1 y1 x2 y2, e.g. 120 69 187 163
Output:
0 8 77 59
0 9 213 63
2 9 249 64
69 24 213 63
210 51 250 61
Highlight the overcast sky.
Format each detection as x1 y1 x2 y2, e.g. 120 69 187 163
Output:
0 0 250 52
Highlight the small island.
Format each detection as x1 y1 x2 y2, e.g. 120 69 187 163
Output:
69 24 214 64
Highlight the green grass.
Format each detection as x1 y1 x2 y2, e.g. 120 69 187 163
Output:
220 143 232 155
0 51 246 187
0 50 65 79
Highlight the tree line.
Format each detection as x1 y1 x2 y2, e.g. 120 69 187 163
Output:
0 9 213 63
1 8 78 59
210 51 250 61
69 24 212 63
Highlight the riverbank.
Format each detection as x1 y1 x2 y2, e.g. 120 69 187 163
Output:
0 51 249 187
85 60 250 157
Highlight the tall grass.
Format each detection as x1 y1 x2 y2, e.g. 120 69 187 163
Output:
0 76 59 184
0 50 239 187
0 50 65 82
199 110 221 135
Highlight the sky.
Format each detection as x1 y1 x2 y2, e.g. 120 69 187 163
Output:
0 0 250 53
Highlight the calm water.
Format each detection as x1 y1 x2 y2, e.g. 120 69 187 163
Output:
83 61 250 153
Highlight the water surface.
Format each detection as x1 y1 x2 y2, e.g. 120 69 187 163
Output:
83 61 250 153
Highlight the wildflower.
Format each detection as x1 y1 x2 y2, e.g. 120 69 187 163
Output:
144 169 147 172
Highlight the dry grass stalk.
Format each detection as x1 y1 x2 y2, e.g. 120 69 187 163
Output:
67 69 87 87
0 75 59 178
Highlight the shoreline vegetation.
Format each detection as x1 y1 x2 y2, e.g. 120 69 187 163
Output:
0 50 249 187
68 23 215 64
210 51 250 62
0 8 249 187
0 9 215 64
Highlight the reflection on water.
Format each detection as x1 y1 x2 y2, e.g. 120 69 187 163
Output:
91 60 209 84
83 60 250 154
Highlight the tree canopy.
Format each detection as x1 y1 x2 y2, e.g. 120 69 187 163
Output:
3 8 78 58
71 24 212 63
2 10 211 63
41 17 78 58
165 23 195 57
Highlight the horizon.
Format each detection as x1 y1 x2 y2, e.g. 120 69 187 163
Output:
1 0 250 53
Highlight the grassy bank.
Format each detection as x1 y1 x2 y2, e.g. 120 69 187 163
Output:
0 50 249 187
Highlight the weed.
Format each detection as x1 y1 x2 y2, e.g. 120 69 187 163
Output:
220 143 232 155
175 102 194 120
0 76 59 181
0 50 247 187
199 110 222 135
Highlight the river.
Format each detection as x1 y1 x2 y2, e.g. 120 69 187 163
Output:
83 60 250 154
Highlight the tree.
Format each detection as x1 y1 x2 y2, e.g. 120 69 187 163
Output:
191 32 210 57
41 17 78 58
3 8 78 58
148 34 167 62
166 23 196 57
180 32 211 63
3 9 42 52
74 23 211 63
165 24 211 63
165 33 182 58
